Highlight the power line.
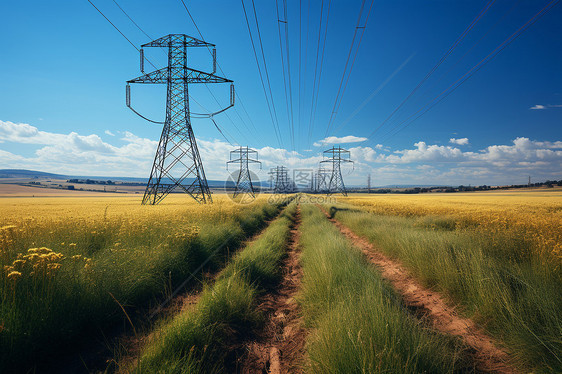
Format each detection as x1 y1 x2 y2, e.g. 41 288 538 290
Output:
283 0 296 151
330 52 415 137
309 0 332 146
250 0 283 146
179 0 257 136
302 0 311 138
88 0 238 144
240 0 283 147
275 0 295 151
307 0 326 145
307 0 332 145
377 0 559 146
414 0 521 110
298 0 302 150
87 0 144 58
324 0 374 138
363 0 496 143
111 0 213 113
178 0 257 145
111 0 151 40
330 0 375 133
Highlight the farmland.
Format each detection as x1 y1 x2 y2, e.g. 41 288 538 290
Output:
1 189 561 373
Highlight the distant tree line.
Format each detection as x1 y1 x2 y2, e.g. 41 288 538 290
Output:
67 179 115 185
66 179 145 186
351 179 562 194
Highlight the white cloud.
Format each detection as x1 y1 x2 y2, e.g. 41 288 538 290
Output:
373 137 562 185
0 120 157 176
529 104 562 110
313 135 368 147
449 137 469 145
384 142 464 163
105 130 115 136
1 120 561 186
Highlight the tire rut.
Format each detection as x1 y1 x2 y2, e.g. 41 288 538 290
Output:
111 210 286 373
239 205 306 374
321 206 517 374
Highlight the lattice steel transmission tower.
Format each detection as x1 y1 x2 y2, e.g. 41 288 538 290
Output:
227 146 261 198
269 166 292 194
313 166 330 193
126 34 233 205
321 146 354 196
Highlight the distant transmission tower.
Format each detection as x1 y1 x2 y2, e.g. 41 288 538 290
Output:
227 146 261 198
321 146 354 196
269 166 292 194
314 166 330 193
367 174 371 193
126 34 234 204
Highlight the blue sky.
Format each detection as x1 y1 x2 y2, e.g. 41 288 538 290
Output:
0 0 560 186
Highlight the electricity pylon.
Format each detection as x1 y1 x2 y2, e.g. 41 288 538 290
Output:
269 166 292 194
126 34 233 205
321 146 353 196
227 146 261 198
314 166 330 193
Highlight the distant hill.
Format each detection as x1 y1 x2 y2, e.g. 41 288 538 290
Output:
0 169 67 179
378 184 452 188
0 169 270 188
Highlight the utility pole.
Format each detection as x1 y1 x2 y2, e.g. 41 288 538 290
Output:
528 176 531 186
226 146 261 198
321 146 354 196
126 34 233 205
367 174 371 193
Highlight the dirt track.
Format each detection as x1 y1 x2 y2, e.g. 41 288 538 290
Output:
323 207 517 374
240 206 306 374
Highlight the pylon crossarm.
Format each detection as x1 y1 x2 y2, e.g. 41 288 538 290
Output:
127 67 231 85
142 34 214 48
185 68 232 84
128 68 168 84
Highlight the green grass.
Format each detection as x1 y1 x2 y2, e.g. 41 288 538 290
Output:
298 205 464 373
132 203 297 373
328 204 562 372
0 201 281 372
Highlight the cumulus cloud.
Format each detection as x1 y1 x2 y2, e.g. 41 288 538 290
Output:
0 120 323 180
313 135 367 147
369 137 562 185
0 120 157 176
1 120 561 186
449 137 469 145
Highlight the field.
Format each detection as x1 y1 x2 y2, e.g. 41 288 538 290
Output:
1 189 561 373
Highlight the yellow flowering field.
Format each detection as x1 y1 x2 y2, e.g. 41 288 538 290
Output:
339 188 562 262
0 194 262 257
0 193 279 371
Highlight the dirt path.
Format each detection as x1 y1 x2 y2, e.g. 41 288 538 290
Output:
240 206 306 374
115 211 289 373
321 207 517 374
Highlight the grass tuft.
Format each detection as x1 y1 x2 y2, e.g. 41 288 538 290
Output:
298 205 465 373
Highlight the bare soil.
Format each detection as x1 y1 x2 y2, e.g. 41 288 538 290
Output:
323 207 517 374
238 206 306 374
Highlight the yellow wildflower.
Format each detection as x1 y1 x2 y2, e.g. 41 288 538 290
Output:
7 271 22 280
